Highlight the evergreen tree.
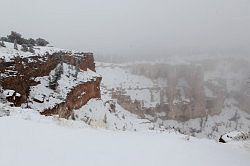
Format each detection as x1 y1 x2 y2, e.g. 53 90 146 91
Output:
28 46 35 53
49 63 64 90
35 38 49 46
27 38 36 46
8 31 22 43
21 44 28 52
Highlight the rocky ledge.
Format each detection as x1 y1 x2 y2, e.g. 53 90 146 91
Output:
0 44 101 118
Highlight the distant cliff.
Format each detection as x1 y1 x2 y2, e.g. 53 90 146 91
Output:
97 61 250 122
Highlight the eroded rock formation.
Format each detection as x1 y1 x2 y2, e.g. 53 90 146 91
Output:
109 63 230 122
0 52 101 118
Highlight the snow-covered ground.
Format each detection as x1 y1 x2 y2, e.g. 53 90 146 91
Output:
0 41 82 62
96 63 167 108
74 98 154 131
0 109 250 166
96 62 250 139
1 40 250 165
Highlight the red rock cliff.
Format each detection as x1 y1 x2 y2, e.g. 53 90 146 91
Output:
0 52 101 118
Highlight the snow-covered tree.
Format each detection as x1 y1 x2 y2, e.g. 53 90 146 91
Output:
49 63 64 90
35 38 49 46
8 31 22 44
28 46 35 53
27 38 36 46
72 58 81 80
21 44 28 52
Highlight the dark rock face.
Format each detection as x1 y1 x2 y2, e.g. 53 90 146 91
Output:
218 136 226 143
0 52 101 118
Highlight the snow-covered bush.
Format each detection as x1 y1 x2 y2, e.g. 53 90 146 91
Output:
21 44 28 52
35 38 49 46
28 45 35 53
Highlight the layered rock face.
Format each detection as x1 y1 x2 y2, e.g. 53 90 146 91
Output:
110 65 211 121
98 60 249 122
41 77 101 118
0 52 101 118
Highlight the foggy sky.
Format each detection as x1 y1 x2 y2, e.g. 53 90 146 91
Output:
0 0 250 57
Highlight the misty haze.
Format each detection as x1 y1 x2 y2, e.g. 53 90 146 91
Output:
0 0 250 166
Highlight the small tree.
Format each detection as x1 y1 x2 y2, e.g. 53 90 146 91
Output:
35 38 49 46
27 38 36 46
28 46 35 53
21 44 28 52
7 31 23 44
49 63 64 90
14 39 18 50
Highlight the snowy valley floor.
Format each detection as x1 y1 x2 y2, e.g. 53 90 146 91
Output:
0 115 250 166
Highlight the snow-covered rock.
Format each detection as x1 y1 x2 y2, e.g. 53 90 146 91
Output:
219 131 250 143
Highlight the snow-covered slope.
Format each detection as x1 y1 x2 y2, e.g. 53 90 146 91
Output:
0 42 80 61
74 98 154 131
1 40 250 166
96 62 250 139
0 109 250 166
25 63 100 111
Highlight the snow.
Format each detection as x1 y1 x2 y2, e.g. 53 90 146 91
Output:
3 90 15 97
204 86 215 98
0 50 250 165
96 65 154 89
96 64 168 108
155 98 250 139
24 63 100 111
221 131 250 143
96 62 250 139
1 40 250 165
0 41 83 62
0 110 250 166
74 98 153 131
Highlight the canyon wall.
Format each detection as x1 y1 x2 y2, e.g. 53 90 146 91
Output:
41 77 101 118
0 52 101 118
108 63 229 122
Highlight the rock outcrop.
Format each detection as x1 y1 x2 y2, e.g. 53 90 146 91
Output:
41 77 101 118
0 51 101 118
